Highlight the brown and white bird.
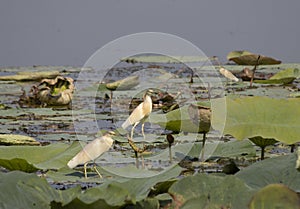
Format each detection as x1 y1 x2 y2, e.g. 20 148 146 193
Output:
67 131 115 178
122 89 153 140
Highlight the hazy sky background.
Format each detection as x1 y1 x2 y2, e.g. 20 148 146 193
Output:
1 0 299 67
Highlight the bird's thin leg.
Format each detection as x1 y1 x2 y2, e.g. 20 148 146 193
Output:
134 151 139 169
131 122 138 140
130 122 141 167
84 163 88 179
200 133 206 162
141 122 145 140
141 122 145 168
93 165 103 178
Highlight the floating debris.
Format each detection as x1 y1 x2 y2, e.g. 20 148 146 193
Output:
18 76 74 107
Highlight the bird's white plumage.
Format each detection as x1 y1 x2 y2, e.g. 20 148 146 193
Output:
122 94 152 129
67 134 113 169
219 67 239 82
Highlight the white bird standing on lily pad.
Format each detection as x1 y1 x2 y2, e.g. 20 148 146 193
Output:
67 131 115 178
122 89 154 140
122 89 154 168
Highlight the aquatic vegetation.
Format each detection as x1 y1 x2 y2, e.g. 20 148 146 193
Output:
0 61 300 208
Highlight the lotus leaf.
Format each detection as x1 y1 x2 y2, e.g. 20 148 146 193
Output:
0 134 40 145
0 70 60 81
150 102 211 133
0 171 80 209
168 174 254 208
236 153 300 191
227 51 281 65
59 166 181 208
254 68 300 84
212 96 300 145
0 141 81 172
249 184 300 209
105 75 139 91
121 55 208 63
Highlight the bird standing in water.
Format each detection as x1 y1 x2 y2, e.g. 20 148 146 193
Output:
67 131 115 178
122 89 153 168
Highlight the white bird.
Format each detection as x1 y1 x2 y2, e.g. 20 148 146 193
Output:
67 131 115 178
219 67 239 82
122 89 153 140
122 89 153 168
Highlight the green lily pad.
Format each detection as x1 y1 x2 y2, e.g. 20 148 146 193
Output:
249 137 277 148
212 96 300 144
150 102 211 133
168 174 254 208
227 51 281 65
270 68 300 79
121 55 209 63
56 165 181 208
249 184 300 209
132 198 160 209
105 75 139 91
0 71 60 81
0 171 80 209
236 154 300 191
254 77 295 85
0 134 40 145
254 68 300 84
0 141 81 172
212 140 256 158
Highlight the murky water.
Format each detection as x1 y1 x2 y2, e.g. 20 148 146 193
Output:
0 61 297 182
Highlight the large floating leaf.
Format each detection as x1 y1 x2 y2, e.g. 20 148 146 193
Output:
0 141 81 172
213 96 300 144
0 71 60 81
212 139 256 158
270 68 300 79
105 75 139 91
121 55 209 63
0 134 40 145
58 166 181 208
168 174 254 208
149 102 211 133
0 171 80 209
227 50 281 65
236 154 300 191
249 184 300 209
254 68 300 84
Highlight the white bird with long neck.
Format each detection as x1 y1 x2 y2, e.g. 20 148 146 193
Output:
122 89 153 168
122 89 153 140
67 131 115 178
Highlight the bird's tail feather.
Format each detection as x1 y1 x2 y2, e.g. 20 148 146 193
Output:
121 118 131 130
67 156 78 169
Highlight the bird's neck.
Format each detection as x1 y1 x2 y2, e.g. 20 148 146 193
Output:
144 95 152 103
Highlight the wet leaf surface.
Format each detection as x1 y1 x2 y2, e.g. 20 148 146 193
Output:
227 50 281 65
249 184 300 209
168 174 255 208
236 153 300 191
213 96 300 144
0 63 300 208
